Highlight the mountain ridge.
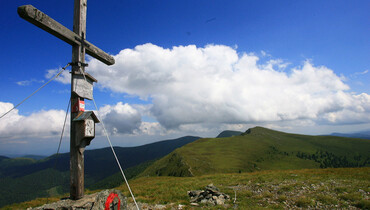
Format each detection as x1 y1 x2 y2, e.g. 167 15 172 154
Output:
216 130 243 138
140 126 370 177
0 135 200 207
329 130 370 139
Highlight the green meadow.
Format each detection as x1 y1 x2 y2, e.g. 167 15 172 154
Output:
4 168 369 209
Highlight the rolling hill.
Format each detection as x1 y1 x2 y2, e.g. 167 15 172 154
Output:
0 135 200 207
140 127 370 177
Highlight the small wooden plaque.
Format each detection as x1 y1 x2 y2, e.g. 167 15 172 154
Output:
72 73 97 100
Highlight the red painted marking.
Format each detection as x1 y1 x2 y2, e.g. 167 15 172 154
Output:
72 99 85 113
105 193 120 210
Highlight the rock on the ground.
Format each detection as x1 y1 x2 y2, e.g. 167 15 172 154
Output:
28 189 127 210
188 184 230 206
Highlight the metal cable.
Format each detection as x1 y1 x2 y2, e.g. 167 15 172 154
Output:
78 68 140 210
0 63 139 208
0 63 71 119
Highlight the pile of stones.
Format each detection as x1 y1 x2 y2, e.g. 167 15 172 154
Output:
188 184 230 206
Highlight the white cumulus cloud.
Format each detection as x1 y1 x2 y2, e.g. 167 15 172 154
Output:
0 101 147 139
16 79 45 86
87 43 370 129
98 102 142 135
45 68 71 84
0 102 67 139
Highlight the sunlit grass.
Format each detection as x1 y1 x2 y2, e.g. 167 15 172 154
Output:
1 197 62 210
3 167 369 209
119 167 369 209
141 128 370 178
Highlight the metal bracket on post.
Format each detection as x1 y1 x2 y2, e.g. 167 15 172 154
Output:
70 61 88 67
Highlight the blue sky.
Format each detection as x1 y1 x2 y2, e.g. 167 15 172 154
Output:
1 0 369 156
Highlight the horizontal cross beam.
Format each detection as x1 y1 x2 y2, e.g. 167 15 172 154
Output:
18 5 115 65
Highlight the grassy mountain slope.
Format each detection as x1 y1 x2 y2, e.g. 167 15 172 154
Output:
88 159 155 190
0 136 199 179
0 156 9 161
0 169 69 207
216 130 243 138
83 136 200 181
0 158 37 177
0 136 199 207
22 155 47 160
141 127 370 177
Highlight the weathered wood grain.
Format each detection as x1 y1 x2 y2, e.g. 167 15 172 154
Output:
18 4 115 65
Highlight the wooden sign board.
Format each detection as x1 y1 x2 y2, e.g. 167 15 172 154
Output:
72 73 97 100
73 111 100 147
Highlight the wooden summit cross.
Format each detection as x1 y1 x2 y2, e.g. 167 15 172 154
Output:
18 0 115 200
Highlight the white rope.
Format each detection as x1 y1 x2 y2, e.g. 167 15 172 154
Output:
78 68 140 210
0 63 71 119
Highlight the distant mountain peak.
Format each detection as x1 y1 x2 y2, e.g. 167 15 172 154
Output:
242 126 277 135
330 130 370 140
216 130 243 138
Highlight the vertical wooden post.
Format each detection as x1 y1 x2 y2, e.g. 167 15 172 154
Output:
70 0 87 200
18 0 114 201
